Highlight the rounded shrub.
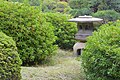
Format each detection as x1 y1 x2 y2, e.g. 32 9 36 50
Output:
44 12 77 49
81 21 120 80
0 32 21 80
0 1 57 66
54 1 71 13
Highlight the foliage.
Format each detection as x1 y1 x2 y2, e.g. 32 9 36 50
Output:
0 32 22 80
68 0 120 17
42 0 70 13
54 1 71 13
69 8 92 17
7 0 120 14
29 0 41 6
44 12 77 49
112 0 120 12
92 10 120 23
7 0 71 13
81 21 120 80
42 0 58 12
6 0 41 6
68 0 91 17
69 0 89 9
89 0 108 12
0 0 57 66
89 0 120 12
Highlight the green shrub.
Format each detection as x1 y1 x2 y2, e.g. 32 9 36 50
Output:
92 10 120 23
89 0 120 13
0 32 21 80
44 12 77 49
69 0 85 9
0 0 57 66
81 21 120 80
6 0 41 6
54 1 71 13
42 0 71 14
68 0 91 17
69 8 92 17
42 0 58 12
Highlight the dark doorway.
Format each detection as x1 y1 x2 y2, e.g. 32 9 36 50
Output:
77 49 81 56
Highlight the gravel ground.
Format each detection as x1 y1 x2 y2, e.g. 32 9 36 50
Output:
21 49 85 80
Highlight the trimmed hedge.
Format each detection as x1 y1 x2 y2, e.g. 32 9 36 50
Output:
0 32 21 80
0 1 57 66
82 21 120 80
44 12 77 49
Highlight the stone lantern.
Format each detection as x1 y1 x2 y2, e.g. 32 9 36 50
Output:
68 15 103 56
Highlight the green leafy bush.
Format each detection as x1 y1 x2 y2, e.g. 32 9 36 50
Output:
0 32 21 80
81 21 120 80
0 1 57 66
6 0 41 6
42 0 71 14
69 8 92 17
44 12 77 49
68 0 91 17
92 10 120 23
42 0 57 12
69 0 85 9
89 0 120 13
54 1 71 13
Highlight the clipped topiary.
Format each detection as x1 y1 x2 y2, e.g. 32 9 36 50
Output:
81 21 120 80
44 12 77 49
0 32 21 80
0 1 57 66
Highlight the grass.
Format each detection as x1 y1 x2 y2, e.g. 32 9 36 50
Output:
21 49 85 80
